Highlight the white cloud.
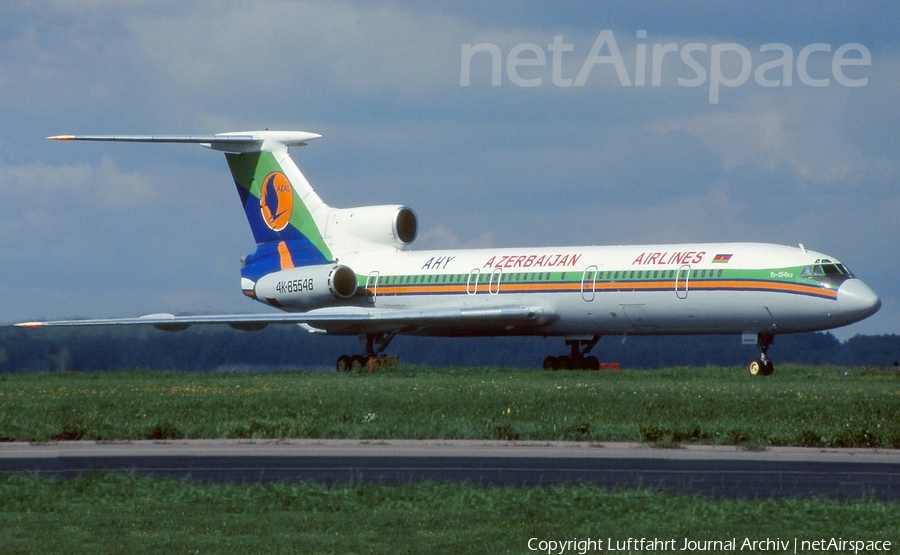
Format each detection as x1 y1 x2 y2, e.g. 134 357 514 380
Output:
645 93 868 186
127 1 465 99
0 158 158 209
417 224 496 250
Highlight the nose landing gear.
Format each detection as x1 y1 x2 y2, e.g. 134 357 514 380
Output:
748 333 775 376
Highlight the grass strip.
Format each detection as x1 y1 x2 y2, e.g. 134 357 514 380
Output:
0 473 897 554
0 365 898 447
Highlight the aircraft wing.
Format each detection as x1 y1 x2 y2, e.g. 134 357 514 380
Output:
16 305 558 336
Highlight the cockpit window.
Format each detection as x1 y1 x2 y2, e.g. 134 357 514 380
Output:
822 263 847 276
801 259 854 286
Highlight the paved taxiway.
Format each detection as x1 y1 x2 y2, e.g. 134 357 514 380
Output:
2 440 899 499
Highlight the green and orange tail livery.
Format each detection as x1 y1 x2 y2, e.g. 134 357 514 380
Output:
225 148 334 283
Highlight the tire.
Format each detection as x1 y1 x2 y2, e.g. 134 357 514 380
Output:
351 355 366 371
748 360 762 375
336 355 352 372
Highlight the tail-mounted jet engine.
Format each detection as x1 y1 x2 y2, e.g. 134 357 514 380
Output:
254 264 358 309
325 205 418 253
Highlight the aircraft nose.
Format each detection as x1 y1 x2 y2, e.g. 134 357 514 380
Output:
837 279 881 322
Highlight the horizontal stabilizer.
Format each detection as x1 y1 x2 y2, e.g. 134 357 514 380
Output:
48 131 321 153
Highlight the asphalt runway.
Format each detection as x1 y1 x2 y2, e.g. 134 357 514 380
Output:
2 439 899 499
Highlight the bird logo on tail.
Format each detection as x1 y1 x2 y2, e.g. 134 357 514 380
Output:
260 171 294 231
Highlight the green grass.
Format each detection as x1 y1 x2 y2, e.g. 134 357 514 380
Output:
0 364 899 446
0 473 897 554
2 366 899 553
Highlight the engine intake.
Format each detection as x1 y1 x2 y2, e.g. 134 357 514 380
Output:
393 206 418 244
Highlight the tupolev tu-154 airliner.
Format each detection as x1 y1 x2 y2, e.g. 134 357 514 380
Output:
18 131 881 375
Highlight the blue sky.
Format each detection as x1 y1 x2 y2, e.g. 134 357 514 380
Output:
1 1 897 339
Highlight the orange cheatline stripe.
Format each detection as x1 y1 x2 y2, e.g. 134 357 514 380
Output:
695 280 837 298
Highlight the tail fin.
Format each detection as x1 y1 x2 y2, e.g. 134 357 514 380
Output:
219 133 335 283
49 131 335 283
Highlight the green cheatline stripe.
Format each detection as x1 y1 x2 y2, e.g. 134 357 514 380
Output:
355 266 837 300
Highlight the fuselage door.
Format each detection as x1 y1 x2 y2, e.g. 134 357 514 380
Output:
675 265 690 299
467 269 481 295
581 265 598 302
489 268 502 295
366 271 380 303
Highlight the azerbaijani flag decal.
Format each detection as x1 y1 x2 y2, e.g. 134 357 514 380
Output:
712 253 733 263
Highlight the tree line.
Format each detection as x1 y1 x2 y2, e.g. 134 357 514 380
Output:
0 325 897 372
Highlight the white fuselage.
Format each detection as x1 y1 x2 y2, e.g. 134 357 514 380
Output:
255 241 881 338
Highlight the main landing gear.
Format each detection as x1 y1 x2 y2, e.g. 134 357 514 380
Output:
543 336 603 370
748 333 775 376
336 332 399 372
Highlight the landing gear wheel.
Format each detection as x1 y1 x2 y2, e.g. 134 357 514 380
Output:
335 332 399 373
748 333 776 376
336 355 352 372
748 359 763 376
543 336 602 371
748 359 775 376
350 355 367 371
